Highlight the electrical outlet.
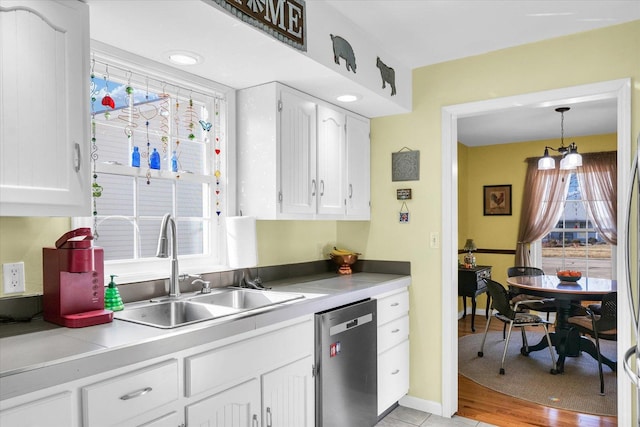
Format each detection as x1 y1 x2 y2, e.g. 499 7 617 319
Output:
3 262 25 294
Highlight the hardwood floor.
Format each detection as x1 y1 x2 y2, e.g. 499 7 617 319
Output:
457 314 617 427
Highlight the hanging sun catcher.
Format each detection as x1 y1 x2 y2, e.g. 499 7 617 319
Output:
90 59 102 238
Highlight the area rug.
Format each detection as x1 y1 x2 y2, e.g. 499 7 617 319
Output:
458 331 617 416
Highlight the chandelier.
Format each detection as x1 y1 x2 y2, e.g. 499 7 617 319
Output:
537 107 582 170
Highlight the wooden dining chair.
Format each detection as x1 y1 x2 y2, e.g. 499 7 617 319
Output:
478 279 558 375
567 292 617 395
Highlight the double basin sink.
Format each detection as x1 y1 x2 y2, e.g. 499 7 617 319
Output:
114 288 305 329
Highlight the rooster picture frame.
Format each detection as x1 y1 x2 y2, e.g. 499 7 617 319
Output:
483 184 512 216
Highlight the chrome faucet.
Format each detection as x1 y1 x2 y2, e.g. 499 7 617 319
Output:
156 213 180 298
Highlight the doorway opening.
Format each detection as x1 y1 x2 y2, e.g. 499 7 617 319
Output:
440 79 632 422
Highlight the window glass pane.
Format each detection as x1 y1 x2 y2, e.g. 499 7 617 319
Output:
95 175 134 216
178 220 204 256
139 219 163 258
138 179 173 216
175 139 206 175
177 181 205 217
96 218 136 261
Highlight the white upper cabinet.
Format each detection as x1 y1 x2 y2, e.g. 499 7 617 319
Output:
279 89 318 216
0 0 90 217
237 82 370 220
345 114 371 219
317 105 345 216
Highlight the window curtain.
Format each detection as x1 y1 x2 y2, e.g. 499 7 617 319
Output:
515 158 571 266
576 151 617 245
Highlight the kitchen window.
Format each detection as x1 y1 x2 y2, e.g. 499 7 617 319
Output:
74 48 234 282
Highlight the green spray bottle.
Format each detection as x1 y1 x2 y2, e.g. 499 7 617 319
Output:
104 274 124 311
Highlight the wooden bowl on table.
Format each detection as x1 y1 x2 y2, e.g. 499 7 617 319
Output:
557 270 581 282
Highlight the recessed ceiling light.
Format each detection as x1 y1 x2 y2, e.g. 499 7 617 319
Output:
337 94 360 103
168 51 201 65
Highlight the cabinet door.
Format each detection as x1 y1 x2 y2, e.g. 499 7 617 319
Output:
262 356 314 427
279 89 317 216
0 0 90 216
0 391 74 427
186 378 261 427
316 105 345 216
345 115 371 219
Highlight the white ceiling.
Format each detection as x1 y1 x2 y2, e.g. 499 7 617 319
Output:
87 0 640 145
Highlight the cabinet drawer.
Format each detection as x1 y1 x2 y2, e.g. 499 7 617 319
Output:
82 359 178 426
377 340 409 415
378 315 409 354
377 289 409 325
0 392 73 427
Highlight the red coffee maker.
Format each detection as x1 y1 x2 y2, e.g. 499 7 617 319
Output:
43 228 113 327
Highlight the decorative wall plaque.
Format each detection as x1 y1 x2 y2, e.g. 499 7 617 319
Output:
330 34 356 73
392 149 419 181
213 0 306 51
376 57 396 96
396 189 412 200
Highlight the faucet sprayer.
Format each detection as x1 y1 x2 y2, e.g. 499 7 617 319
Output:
156 213 180 297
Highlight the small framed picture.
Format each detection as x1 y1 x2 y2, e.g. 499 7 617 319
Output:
483 184 512 216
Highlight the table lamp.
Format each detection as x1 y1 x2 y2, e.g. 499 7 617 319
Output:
463 239 477 268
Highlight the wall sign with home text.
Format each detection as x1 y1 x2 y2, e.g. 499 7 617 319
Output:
213 0 306 51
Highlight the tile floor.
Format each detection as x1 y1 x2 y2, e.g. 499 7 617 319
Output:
375 406 496 427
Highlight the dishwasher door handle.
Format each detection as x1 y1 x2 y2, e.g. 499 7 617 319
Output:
329 312 374 336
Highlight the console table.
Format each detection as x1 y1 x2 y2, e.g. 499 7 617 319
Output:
458 265 492 332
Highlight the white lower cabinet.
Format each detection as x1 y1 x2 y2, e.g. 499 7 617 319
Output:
1 316 315 427
375 288 410 415
0 391 73 427
185 316 314 427
187 378 261 427
262 355 314 427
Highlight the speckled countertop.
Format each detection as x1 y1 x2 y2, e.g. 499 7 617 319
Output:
0 272 410 401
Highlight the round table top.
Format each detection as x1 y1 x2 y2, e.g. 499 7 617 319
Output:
506 275 617 300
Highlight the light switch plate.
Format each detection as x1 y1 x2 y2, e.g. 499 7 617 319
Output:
430 232 440 249
3 262 25 294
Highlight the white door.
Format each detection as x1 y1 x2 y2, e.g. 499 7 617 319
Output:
186 378 261 427
317 105 345 216
262 356 314 427
346 115 371 219
0 0 90 216
279 89 317 216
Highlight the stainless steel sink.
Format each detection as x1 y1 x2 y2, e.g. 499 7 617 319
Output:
114 300 240 329
188 288 305 309
114 288 305 329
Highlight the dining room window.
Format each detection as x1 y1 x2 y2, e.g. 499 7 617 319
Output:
529 151 617 279
538 173 614 279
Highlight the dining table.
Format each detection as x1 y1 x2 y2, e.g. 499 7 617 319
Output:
506 274 617 373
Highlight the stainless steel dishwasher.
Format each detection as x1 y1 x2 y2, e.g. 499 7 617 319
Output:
315 299 377 427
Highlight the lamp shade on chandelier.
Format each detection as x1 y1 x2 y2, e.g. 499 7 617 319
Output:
537 107 583 171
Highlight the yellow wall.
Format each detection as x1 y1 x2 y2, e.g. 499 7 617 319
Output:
0 18 638 410
363 21 639 404
458 134 617 312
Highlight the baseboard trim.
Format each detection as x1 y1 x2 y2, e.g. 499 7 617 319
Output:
399 394 442 417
